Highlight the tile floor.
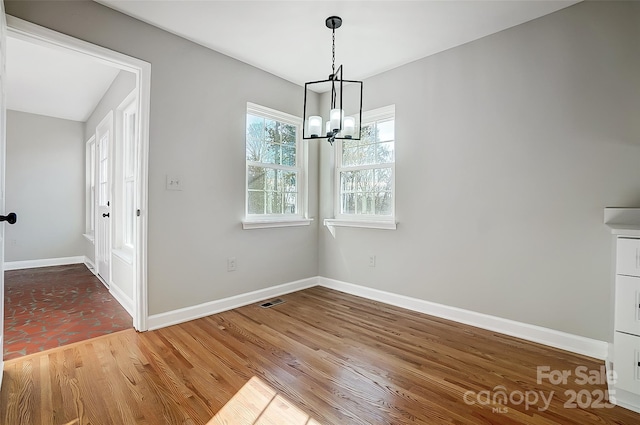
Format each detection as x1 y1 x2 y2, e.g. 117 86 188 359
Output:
3 264 132 360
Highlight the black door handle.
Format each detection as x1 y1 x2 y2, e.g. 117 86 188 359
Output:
0 213 17 224
102 213 110 218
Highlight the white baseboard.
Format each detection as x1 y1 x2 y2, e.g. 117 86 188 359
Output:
147 277 319 331
4 256 86 271
318 277 609 360
84 257 96 273
109 282 134 317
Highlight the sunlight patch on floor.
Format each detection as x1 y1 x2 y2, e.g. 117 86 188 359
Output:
208 376 322 425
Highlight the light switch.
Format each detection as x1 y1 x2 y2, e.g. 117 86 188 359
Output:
166 175 183 191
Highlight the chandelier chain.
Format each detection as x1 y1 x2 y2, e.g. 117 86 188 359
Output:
332 27 335 76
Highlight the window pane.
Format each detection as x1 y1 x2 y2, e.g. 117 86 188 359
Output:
356 193 375 215
248 166 265 190
342 193 355 214
281 123 296 146
341 171 354 192
282 145 296 166
375 168 393 192
358 169 374 192
264 142 278 164
266 191 283 214
265 168 277 191
342 145 359 167
361 124 375 143
377 119 394 142
125 111 136 177
248 191 265 214
375 192 393 215
265 119 278 144
360 144 376 166
125 181 134 246
284 193 297 214
246 114 265 161
376 142 394 163
282 171 297 193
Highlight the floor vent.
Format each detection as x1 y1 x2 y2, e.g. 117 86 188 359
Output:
260 298 285 308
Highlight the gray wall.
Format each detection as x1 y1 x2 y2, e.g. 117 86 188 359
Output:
7 1 639 342
319 1 640 342
5 110 85 262
5 1 319 315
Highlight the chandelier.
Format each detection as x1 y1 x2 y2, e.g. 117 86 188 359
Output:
303 16 363 145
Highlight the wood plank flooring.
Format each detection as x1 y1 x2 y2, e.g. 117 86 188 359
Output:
1 286 639 424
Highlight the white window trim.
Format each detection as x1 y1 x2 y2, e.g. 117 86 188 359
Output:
85 135 96 242
118 90 137 253
328 104 397 230
243 102 309 229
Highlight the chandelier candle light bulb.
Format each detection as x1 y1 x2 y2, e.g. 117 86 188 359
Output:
330 108 344 133
308 116 322 138
343 116 356 138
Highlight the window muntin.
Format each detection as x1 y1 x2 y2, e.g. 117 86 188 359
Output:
245 103 303 219
336 105 395 220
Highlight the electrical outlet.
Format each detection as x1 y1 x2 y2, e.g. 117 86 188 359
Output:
227 257 237 272
166 175 183 191
369 255 376 267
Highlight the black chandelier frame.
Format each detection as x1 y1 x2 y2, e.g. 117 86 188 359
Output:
302 16 363 145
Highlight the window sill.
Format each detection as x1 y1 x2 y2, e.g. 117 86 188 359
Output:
242 218 313 230
83 233 95 243
112 248 134 265
324 218 397 230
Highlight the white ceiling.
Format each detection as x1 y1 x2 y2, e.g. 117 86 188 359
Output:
5 1 580 121
6 36 120 122
98 0 580 86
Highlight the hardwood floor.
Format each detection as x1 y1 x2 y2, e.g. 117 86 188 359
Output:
1 286 638 424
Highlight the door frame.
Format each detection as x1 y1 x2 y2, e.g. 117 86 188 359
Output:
6 16 151 331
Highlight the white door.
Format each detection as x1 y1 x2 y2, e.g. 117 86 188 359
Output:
0 0 7 384
95 112 113 285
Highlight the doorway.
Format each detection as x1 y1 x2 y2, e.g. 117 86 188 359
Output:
3 16 150 343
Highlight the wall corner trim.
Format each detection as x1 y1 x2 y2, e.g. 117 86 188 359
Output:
318 277 609 360
146 277 319 331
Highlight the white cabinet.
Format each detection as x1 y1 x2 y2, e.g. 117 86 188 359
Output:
615 275 640 335
614 332 640 394
610 231 640 412
616 237 640 277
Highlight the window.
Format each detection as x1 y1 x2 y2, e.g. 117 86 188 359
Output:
112 90 138 260
121 96 137 248
85 136 96 240
244 103 310 229
328 105 396 230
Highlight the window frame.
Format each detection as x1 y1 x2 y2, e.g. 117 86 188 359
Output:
243 102 311 230
84 136 96 242
120 92 137 250
326 104 397 230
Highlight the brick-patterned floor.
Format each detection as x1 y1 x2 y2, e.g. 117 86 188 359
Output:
4 264 132 360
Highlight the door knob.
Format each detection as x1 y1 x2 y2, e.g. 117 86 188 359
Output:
102 213 110 218
0 213 17 224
